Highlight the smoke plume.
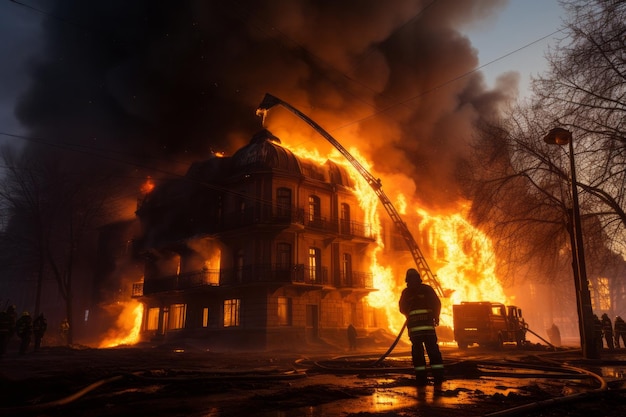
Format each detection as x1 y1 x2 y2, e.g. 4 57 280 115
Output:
15 0 515 210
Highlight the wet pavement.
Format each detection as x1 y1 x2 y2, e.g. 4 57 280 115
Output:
1 343 625 416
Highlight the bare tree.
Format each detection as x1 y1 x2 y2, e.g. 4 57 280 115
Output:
464 111 574 288
532 0 626 255
0 147 112 344
465 1 626 288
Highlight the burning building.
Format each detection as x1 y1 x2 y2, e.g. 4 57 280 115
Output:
132 129 385 350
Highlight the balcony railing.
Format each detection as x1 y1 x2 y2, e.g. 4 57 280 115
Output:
221 204 374 239
220 264 329 286
139 270 220 295
337 271 374 288
133 264 373 295
222 206 305 230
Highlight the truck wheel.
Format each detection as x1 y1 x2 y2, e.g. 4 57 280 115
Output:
457 341 469 349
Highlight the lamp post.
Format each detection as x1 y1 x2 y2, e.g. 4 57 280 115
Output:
543 127 599 359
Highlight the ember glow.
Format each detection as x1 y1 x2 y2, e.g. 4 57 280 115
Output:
99 300 144 348
140 176 155 194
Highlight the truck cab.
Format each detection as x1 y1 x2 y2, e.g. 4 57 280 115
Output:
453 301 527 349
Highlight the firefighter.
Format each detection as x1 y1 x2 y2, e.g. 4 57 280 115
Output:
60 318 70 345
614 316 625 348
347 324 357 351
15 311 33 354
33 313 47 351
399 268 444 387
601 313 614 350
593 314 603 352
547 323 561 347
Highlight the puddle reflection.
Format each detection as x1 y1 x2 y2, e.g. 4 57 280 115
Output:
202 378 532 417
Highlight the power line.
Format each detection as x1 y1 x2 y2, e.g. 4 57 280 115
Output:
329 28 565 133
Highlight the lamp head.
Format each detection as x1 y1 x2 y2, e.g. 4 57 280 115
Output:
543 127 572 146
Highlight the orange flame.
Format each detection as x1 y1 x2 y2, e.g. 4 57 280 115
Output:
276 134 507 334
99 300 144 348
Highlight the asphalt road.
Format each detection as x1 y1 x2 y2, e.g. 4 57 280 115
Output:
1 342 625 417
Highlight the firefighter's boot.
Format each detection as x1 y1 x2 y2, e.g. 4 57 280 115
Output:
415 371 428 387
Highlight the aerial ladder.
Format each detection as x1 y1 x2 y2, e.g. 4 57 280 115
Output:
256 93 447 298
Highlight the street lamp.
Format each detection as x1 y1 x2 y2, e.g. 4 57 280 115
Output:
543 127 599 359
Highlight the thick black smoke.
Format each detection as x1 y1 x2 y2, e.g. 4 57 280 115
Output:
16 0 514 210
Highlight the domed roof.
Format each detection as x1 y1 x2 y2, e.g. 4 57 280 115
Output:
231 130 302 175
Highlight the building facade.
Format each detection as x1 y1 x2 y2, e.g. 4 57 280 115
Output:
132 130 383 350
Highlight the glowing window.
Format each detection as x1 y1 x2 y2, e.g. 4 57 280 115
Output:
308 195 321 222
202 307 209 328
170 304 187 329
342 253 352 284
146 307 160 330
223 299 240 327
278 297 292 326
340 203 351 234
308 247 321 282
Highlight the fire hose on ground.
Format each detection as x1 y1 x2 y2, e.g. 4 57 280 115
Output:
2 350 620 416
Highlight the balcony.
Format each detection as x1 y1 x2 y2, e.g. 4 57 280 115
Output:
221 205 374 240
222 206 305 230
133 264 374 295
220 264 329 286
338 219 374 240
337 271 374 288
136 269 220 295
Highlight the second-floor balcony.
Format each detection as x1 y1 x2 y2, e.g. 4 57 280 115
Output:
221 205 374 240
132 263 374 296
138 270 220 295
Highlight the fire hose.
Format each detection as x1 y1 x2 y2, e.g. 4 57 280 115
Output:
2 351 618 416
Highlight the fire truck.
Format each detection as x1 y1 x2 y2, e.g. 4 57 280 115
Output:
453 302 528 349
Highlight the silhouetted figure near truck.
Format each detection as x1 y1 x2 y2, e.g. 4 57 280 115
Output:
614 316 625 348
593 314 603 352
601 313 614 350
60 318 70 346
399 268 444 387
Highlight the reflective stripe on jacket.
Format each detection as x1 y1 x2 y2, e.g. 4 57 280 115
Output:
407 308 435 335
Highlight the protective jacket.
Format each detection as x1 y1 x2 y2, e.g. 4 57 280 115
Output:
399 282 441 337
16 314 32 338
